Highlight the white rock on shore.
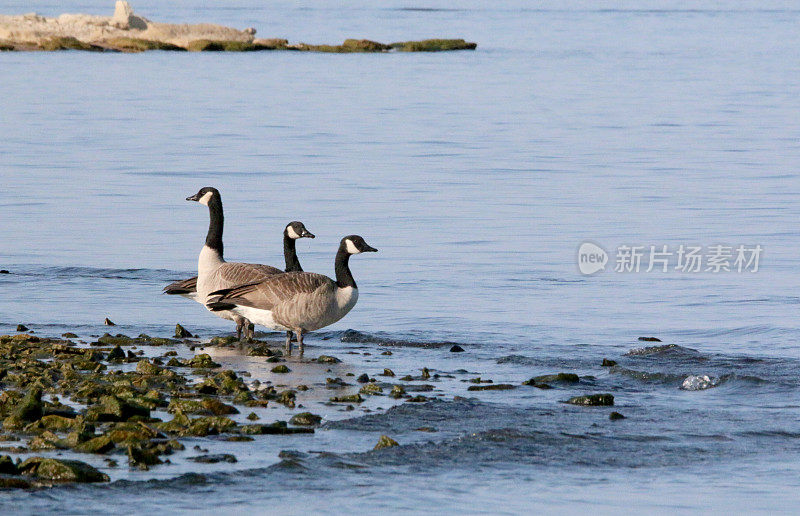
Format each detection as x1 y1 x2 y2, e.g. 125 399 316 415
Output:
0 1 254 46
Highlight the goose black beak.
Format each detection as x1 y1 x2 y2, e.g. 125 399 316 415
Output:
186 193 201 202
363 245 378 253
302 231 315 239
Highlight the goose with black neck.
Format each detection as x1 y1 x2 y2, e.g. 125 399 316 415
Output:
206 235 378 355
175 187 315 342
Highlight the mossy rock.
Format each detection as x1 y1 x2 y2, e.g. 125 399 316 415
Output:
96 333 132 346
18 457 109 482
85 395 150 422
24 414 76 433
565 393 614 406
289 412 322 427
389 385 406 399
74 434 115 454
107 345 125 361
107 422 160 444
523 373 580 387
39 36 106 51
104 37 186 52
167 398 238 416
188 354 220 368
174 323 193 338
8 387 43 425
127 444 162 470
374 435 398 450
136 359 164 375
179 416 237 437
271 365 290 374
29 431 63 451
390 39 477 52
210 336 239 346
330 394 363 403
154 412 190 434
316 355 341 364
0 42 16 52
0 455 17 475
467 384 516 391
341 39 390 52
359 383 383 395
241 421 314 435
185 39 272 52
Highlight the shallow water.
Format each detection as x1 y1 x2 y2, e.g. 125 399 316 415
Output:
2 0 800 513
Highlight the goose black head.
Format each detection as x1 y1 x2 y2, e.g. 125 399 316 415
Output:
285 221 315 239
186 187 220 206
341 235 378 254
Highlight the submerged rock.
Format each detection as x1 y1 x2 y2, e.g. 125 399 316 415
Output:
524 373 580 386
467 384 516 391
609 411 626 420
16 324 28 332
565 394 614 406
104 318 115 326
450 345 465 352
188 453 237 464
601 358 617 367
638 336 662 342
330 394 363 403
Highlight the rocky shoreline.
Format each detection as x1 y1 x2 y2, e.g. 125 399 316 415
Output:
0 328 621 489
0 2 477 53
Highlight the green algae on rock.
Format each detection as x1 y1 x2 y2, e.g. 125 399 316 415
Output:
18 457 109 483
289 412 322 427
467 384 517 391
105 37 185 52
374 435 399 450
390 39 477 52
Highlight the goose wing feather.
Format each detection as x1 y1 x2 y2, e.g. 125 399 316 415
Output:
164 276 197 295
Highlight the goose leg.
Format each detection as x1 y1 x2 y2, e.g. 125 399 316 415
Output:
296 329 304 357
234 316 245 342
285 331 293 356
246 321 255 343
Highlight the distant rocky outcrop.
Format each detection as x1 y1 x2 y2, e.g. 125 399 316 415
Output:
0 2 477 53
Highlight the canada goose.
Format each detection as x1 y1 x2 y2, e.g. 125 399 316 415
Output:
207 235 377 355
163 221 314 300
177 187 314 341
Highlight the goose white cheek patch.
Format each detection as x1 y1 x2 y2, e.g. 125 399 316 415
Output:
345 239 361 254
287 225 300 239
198 191 213 206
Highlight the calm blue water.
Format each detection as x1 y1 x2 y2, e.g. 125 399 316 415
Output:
2 1 800 513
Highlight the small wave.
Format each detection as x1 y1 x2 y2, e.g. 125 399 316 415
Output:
625 344 700 357
335 329 461 348
4 264 188 282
